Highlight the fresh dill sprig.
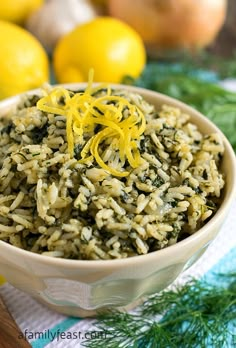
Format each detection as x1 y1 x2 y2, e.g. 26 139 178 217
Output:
173 50 236 79
147 50 236 79
81 275 236 348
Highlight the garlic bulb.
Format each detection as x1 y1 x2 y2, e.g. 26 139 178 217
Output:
26 0 97 52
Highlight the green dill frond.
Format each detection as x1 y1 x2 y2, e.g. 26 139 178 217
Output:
81 274 236 348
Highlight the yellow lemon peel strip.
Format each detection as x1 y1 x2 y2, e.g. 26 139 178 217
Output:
37 74 146 177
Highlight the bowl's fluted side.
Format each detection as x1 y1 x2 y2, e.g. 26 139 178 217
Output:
0 84 235 317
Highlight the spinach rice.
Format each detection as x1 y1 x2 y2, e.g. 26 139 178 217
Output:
0 85 225 259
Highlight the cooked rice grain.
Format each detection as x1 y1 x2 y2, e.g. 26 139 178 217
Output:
0 88 225 259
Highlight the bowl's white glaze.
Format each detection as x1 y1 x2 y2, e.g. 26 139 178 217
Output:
0 84 235 317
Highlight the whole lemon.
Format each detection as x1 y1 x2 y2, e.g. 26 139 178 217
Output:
0 0 43 25
0 21 49 99
53 17 146 84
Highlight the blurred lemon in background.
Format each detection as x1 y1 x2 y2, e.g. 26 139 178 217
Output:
0 20 49 99
53 16 146 84
0 0 44 25
0 275 6 285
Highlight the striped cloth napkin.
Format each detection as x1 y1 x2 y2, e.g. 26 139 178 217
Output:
0 76 236 348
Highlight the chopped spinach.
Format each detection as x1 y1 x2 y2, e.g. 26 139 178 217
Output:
139 138 146 153
91 88 111 97
94 124 102 134
170 200 178 208
58 96 66 106
203 169 208 180
24 95 41 107
194 186 203 194
206 199 217 210
120 191 129 203
0 123 13 135
152 176 165 188
31 122 48 144
74 143 83 160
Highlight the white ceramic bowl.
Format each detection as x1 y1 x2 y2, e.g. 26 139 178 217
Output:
0 84 235 317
